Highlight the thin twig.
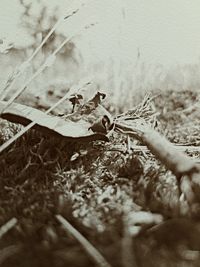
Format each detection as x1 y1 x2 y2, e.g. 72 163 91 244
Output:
0 218 18 239
130 144 200 154
56 214 112 267
0 80 91 153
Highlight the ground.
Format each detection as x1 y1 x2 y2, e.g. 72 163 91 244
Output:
1 89 200 267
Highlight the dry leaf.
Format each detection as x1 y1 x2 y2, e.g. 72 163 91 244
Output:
0 101 109 142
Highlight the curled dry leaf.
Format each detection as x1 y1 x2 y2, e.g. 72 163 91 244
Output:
0 100 110 142
65 92 113 126
70 91 107 116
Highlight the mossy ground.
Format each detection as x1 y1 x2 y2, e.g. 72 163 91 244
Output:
1 89 200 267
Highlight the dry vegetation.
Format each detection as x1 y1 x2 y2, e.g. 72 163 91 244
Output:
1 2 200 267
1 89 200 267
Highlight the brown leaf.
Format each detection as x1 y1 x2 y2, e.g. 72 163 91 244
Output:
0 101 109 142
63 92 113 134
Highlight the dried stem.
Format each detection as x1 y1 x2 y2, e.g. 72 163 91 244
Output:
56 214 112 267
0 218 18 239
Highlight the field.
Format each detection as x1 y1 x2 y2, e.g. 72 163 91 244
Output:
1 2 200 267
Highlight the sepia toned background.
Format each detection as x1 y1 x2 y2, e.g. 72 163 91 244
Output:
1 0 200 109
0 0 200 107
1 0 200 65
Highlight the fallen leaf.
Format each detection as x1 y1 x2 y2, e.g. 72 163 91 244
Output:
0 101 109 142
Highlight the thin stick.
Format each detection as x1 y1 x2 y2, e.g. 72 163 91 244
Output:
0 80 91 153
0 218 18 239
115 122 199 176
130 144 200 154
56 214 112 267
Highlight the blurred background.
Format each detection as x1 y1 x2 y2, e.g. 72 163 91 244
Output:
0 0 200 109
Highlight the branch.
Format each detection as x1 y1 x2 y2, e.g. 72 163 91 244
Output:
115 121 200 204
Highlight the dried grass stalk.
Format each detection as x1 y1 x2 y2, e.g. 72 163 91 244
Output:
0 218 17 239
56 214 112 267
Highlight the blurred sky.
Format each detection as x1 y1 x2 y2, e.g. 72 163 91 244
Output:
0 0 200 66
